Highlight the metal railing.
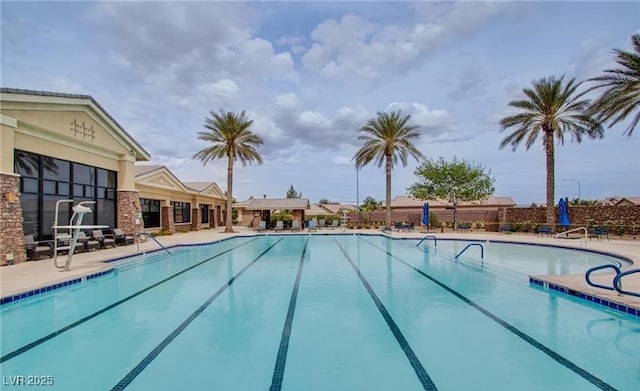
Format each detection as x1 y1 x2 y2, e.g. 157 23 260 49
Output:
455 243 484 259
416 235 437 247
555 226 588 244
136 232 172 255
585 264 640 298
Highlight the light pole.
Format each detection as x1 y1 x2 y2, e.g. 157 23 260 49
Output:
563 179 581 200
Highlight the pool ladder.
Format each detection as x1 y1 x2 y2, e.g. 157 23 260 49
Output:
416 235 437 247
585 264 640 298
455 243 484 259
136 232 172 255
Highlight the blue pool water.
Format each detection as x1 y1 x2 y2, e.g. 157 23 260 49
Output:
1 235 638 390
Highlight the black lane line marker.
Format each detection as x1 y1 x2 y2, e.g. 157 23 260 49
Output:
334 238 438 391
111 238 284 391
0 237 260 364
269 237 310 391
360 237 618 391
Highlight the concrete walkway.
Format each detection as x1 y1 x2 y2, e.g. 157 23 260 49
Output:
2 228 639 312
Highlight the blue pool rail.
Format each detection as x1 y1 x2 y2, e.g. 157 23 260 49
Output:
613 269 640 298
455 243 484 259
585 264 621 291
416 235 437 247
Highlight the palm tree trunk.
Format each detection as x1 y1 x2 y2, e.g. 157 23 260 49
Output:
225 152 234 233
385 154 392 229
545 130 555 229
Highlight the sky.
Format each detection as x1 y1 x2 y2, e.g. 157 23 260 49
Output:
2 1 639 205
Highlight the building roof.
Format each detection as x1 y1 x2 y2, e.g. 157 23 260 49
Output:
135 165 163 176
238 198 311 211
1 88 151 160
319 203 357 214
308 204 331 215
135 165 225 199
390 195 517 208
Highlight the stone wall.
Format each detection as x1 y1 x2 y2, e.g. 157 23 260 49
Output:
161 205 175 233
191 208 200 231
0 173 26 264
116 190 143 236
503 205 640 233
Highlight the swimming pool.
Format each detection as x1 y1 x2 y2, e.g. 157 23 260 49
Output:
1 235 638 390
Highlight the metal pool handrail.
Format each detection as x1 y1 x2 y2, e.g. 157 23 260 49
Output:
613 269 640 298
416 235 437 247
585 264 621 291
136 232 172 255
555 226 588 244
455 243 484 259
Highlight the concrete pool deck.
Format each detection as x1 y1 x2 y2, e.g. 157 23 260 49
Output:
1 228 639 313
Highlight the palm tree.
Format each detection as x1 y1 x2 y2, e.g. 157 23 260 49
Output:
499 76 603 227
353 110 424 229
588 33 640 136
193 110 263 233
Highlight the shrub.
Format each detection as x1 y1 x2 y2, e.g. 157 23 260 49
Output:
429 212 441 228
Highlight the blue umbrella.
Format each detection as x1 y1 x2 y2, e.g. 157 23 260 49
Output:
422 203 429 226
558 198 570 228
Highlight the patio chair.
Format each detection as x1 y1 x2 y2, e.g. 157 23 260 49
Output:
499 224 511 234
112 228 134 245
257 221 267 232
327 220 339 230
91 230 116 249
77 231 100 252
318 219 325 229
24 234 53 260
308 220 318 232
291 220 301 232
274 221 284 232
536 225 553 237
589 227 609 241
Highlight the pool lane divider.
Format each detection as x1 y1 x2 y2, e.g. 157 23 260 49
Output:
269 237 310 391
359 237 618 391
111 238 285 391
334 238 439 391
0 237 261 364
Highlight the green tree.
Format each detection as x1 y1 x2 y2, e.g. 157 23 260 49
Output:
408 157 495 230
353 110 424 229
286 185 302 198
193 109 263 233
361 196 379 211
499 76 603 227
588 34 640 136
318 198 330 204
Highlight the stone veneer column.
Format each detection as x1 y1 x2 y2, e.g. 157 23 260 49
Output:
0 173 26 264
191 208 200 231
161 205 175 233
117 190 143 235
209 209 216 228
293 209 304 225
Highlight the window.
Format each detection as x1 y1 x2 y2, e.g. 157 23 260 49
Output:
141 198 160 228
173 202 191 224
200 204 210 224
14 150 117 240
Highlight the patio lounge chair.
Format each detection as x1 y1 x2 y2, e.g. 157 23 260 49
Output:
536 225 553 237
77 231 100 252
257 221 267 232
327 220 339 230
274 221 284 232
91 230 116 249
291 220 301 232
308 220 318 232
24 235 53 260
317 219 325 229
112 228 134 245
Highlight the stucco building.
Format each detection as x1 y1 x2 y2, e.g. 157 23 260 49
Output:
0 89 225 264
